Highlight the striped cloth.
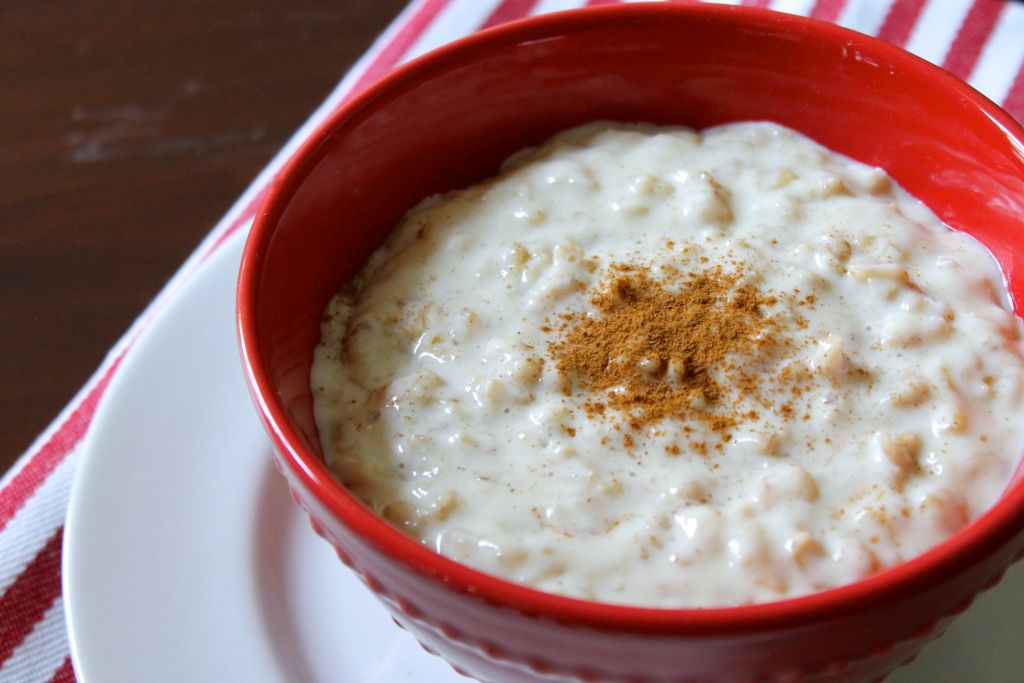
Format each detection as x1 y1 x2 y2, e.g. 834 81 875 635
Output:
2 0 1023 681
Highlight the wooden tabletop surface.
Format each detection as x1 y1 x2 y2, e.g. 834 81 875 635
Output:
0 0 408 473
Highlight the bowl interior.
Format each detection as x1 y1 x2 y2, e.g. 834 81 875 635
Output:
243 5 1024 566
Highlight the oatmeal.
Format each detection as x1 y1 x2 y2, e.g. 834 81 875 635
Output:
310 122 1024 607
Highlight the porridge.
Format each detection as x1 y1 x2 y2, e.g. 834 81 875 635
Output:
310 122 1024 607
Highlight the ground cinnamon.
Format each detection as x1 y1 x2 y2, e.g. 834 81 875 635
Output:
548 262 782 437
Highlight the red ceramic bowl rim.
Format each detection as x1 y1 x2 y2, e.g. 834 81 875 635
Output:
238 3 1024 635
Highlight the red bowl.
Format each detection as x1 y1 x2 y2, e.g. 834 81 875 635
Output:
237 5 1024 682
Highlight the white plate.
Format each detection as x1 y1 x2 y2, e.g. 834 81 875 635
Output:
63 230 1024 683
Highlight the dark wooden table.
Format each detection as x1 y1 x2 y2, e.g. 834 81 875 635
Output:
0 0 409 473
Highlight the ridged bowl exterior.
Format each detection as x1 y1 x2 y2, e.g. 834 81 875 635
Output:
279 461 1022 683
238 5 1024 682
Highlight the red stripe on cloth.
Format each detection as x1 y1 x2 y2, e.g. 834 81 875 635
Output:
942 0 1006 79
201 0 454 259
347 0 454 97
585 0 621 6
1004 62 1024 124
48 657 76 683
0 4 452 680
810 0 847 22
0 528 63 666
876 0 928 46
480 0 541 30
0 359 121 535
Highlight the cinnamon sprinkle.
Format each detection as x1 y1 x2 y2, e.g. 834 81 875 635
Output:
548 263 784 436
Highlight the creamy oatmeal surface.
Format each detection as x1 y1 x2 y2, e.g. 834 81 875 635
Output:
311 122 1024 607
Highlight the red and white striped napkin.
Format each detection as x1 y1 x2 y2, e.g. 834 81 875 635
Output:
2 1 1022 681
